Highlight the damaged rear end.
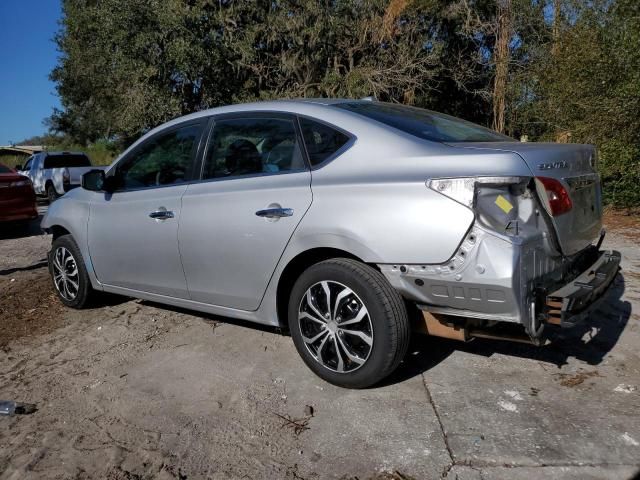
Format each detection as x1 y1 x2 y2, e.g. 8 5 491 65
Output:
381 142 620 344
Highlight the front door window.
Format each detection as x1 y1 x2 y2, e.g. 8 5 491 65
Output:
117 124 201 190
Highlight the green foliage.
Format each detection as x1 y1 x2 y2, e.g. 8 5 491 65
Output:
599 140 640 207
0 154 29 169
529 0 640 207
46 0 640 206
49 0 451 143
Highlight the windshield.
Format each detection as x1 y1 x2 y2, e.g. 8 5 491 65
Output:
335 102 512 143
43 154 91 169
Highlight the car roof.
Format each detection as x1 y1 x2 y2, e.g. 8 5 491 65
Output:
170 98 372 122
113 98 427 168
42 151 88 156
130 99 380 147
286 98 372 105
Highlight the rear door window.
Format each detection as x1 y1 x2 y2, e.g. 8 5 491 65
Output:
299 118 350 166
43 154 92 169
202 117 305 180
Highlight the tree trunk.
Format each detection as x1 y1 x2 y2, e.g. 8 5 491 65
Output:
492 0 512 133
552 0 561 55
380 0 411 40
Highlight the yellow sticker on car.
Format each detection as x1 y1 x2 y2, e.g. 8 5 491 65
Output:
495 195 514 214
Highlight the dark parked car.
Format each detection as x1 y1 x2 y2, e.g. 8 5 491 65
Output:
0 163 38 225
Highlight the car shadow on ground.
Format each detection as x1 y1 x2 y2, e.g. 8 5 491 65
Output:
384 273 631 386
139 300 286 335
0 259 48 276
105 273 630 388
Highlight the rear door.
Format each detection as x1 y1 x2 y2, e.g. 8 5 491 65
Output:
179 114 312 310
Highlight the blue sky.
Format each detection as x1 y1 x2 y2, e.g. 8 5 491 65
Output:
0 1 62 145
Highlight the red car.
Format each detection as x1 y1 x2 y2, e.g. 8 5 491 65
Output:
0 163 38 224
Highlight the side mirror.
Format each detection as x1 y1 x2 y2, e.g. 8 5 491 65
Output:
81 169 107 192
14 164 22 171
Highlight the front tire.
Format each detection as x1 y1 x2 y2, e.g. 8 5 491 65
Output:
49 234 94 308
288 258 410 388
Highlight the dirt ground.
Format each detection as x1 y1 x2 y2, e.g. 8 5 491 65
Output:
0 210 639 480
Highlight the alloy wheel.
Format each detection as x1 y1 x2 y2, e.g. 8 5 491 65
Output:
298 281 374 373
52 246 80 301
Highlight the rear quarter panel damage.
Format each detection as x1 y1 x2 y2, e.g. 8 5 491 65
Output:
292 182 475 265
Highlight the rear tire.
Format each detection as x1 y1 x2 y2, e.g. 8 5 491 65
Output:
49 234 95 308
46 184 59 203
288 258 410 388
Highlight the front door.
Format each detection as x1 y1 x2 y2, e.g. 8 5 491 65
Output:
179 115 312 310
88 121 204 298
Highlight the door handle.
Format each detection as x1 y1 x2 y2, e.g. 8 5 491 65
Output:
255 208 294 218
149 209 175 220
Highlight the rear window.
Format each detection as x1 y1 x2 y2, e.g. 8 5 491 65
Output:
43 154 91 169
299 118 350 166
0 164 12 173
334 102 511 143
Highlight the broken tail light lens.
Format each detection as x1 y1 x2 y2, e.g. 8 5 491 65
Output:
427 176 527 208
535 176 572 216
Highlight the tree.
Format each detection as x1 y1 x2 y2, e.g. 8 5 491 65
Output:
50 0 445 145
48 0 639 206
533 0 640 206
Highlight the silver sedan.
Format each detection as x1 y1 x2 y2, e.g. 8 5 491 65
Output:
42 99 619 388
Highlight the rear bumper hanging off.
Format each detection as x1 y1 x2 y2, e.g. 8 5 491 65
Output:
544 250 621 327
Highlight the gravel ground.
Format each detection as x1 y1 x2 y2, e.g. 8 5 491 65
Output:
0 210 638 480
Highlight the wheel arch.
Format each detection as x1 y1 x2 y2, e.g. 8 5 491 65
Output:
49 224 72 241
275 247 376 328
41 198 102 291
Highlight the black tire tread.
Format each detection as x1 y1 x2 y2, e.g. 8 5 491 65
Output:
46 183 58 203
320 258 410 381
50 234 95 309
289 257 410 388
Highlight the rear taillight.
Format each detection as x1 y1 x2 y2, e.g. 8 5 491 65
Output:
428 176 531 234
535 177 572 216
427 176 526 208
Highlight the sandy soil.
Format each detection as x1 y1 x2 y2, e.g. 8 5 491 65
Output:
0 212 639 480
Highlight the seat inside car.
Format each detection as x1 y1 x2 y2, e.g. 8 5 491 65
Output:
225 139 262 176
263 140 304 172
